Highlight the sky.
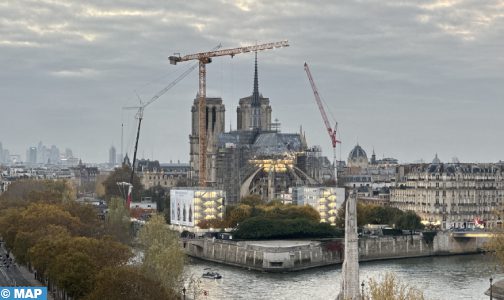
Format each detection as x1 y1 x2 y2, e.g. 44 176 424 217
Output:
0 0 503 164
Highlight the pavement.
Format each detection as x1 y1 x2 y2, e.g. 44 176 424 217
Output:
0 243 54 299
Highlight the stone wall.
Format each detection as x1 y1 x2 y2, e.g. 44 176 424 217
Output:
183 232 486 272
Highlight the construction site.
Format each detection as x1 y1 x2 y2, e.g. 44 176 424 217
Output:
125 41 345 227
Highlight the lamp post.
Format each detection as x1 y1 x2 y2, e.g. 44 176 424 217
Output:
490 277 493 300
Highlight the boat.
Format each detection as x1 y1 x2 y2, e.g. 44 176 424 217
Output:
202 271 222 279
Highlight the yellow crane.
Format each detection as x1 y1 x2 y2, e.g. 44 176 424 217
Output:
169 40 289 186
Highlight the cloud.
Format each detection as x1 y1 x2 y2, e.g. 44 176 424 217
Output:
0 0 502 163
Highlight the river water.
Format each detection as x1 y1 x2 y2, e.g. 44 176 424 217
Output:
185 254 502 300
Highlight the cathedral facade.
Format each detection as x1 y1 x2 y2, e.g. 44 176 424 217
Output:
189 53 332 204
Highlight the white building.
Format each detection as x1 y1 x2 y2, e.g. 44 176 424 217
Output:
170 188 225 228
291 186 345 225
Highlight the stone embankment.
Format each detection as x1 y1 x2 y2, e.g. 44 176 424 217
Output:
182 232 488 272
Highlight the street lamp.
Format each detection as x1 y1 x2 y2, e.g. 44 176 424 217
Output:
490 277 493 300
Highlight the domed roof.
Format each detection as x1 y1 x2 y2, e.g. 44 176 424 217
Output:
349 144 368 161
348 144 369 168
432 153 441 165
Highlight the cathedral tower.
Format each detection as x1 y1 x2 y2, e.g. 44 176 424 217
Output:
237 53 272 131
189 97 225 184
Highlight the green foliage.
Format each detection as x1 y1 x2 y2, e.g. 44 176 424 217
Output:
138 214 185 291
142 185 166 212
0 179 182 300
84 266 177 300
395 211 424 231
105 197 132 244
233 216 341 239
102 165 143 201
226 204 252 227
239 194 265 207
336 202 423 230
364 272 425 300
0 179 76 208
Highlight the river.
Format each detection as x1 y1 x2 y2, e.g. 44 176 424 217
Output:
184 254 502 300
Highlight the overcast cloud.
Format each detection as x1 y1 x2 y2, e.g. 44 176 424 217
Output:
0 0 503 164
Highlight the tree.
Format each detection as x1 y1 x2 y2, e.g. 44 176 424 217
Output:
240 194 264 207
364 272 424 300
84 266 177 300
226 204 252 227
395 211 424 231
102 165 143 202
138 214 185 292
0 179 76 208
105 197 132 244
49 251 96 298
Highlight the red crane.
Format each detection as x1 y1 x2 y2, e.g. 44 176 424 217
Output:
304 62 341 184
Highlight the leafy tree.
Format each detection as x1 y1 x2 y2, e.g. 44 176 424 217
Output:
138 214 184 292
226 204 252 227
239 194 264 207
102 165 143 202
142 185 166 212
29 228 72 281
364 272 424 300
50 251 96 298
0 179 76 208
233 216 340 239
84 266 177 300
105 197 132 244
394 211 424 231
63 201 104 237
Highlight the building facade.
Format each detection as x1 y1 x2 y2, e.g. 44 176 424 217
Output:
390 158 504 229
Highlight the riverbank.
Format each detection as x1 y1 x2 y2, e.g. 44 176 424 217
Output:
182 231 488 272
185 253 501 300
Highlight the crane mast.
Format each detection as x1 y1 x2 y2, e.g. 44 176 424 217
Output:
122 44 221 200
304 62 341 185
169 40 289 186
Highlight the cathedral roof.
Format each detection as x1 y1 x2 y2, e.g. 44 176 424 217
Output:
252 132 303 155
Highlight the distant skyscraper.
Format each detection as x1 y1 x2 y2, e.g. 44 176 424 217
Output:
65 148 73 159
49 145 60 164
109 146 116 166
27 147 37 164
3 150 10 164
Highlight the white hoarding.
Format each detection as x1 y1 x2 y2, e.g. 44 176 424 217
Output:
170 189 195 227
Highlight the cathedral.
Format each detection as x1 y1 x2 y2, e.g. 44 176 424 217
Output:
189 53 333 204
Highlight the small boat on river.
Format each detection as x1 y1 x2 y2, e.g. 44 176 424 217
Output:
202 271 222 279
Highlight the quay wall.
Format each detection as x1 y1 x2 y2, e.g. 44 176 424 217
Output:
183 232 487 272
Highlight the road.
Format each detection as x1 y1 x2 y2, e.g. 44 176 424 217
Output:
0 244 36 286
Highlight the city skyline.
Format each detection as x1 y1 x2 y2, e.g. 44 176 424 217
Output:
1 1 503 164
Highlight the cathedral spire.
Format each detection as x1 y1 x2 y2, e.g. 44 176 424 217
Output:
252 51 260 107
